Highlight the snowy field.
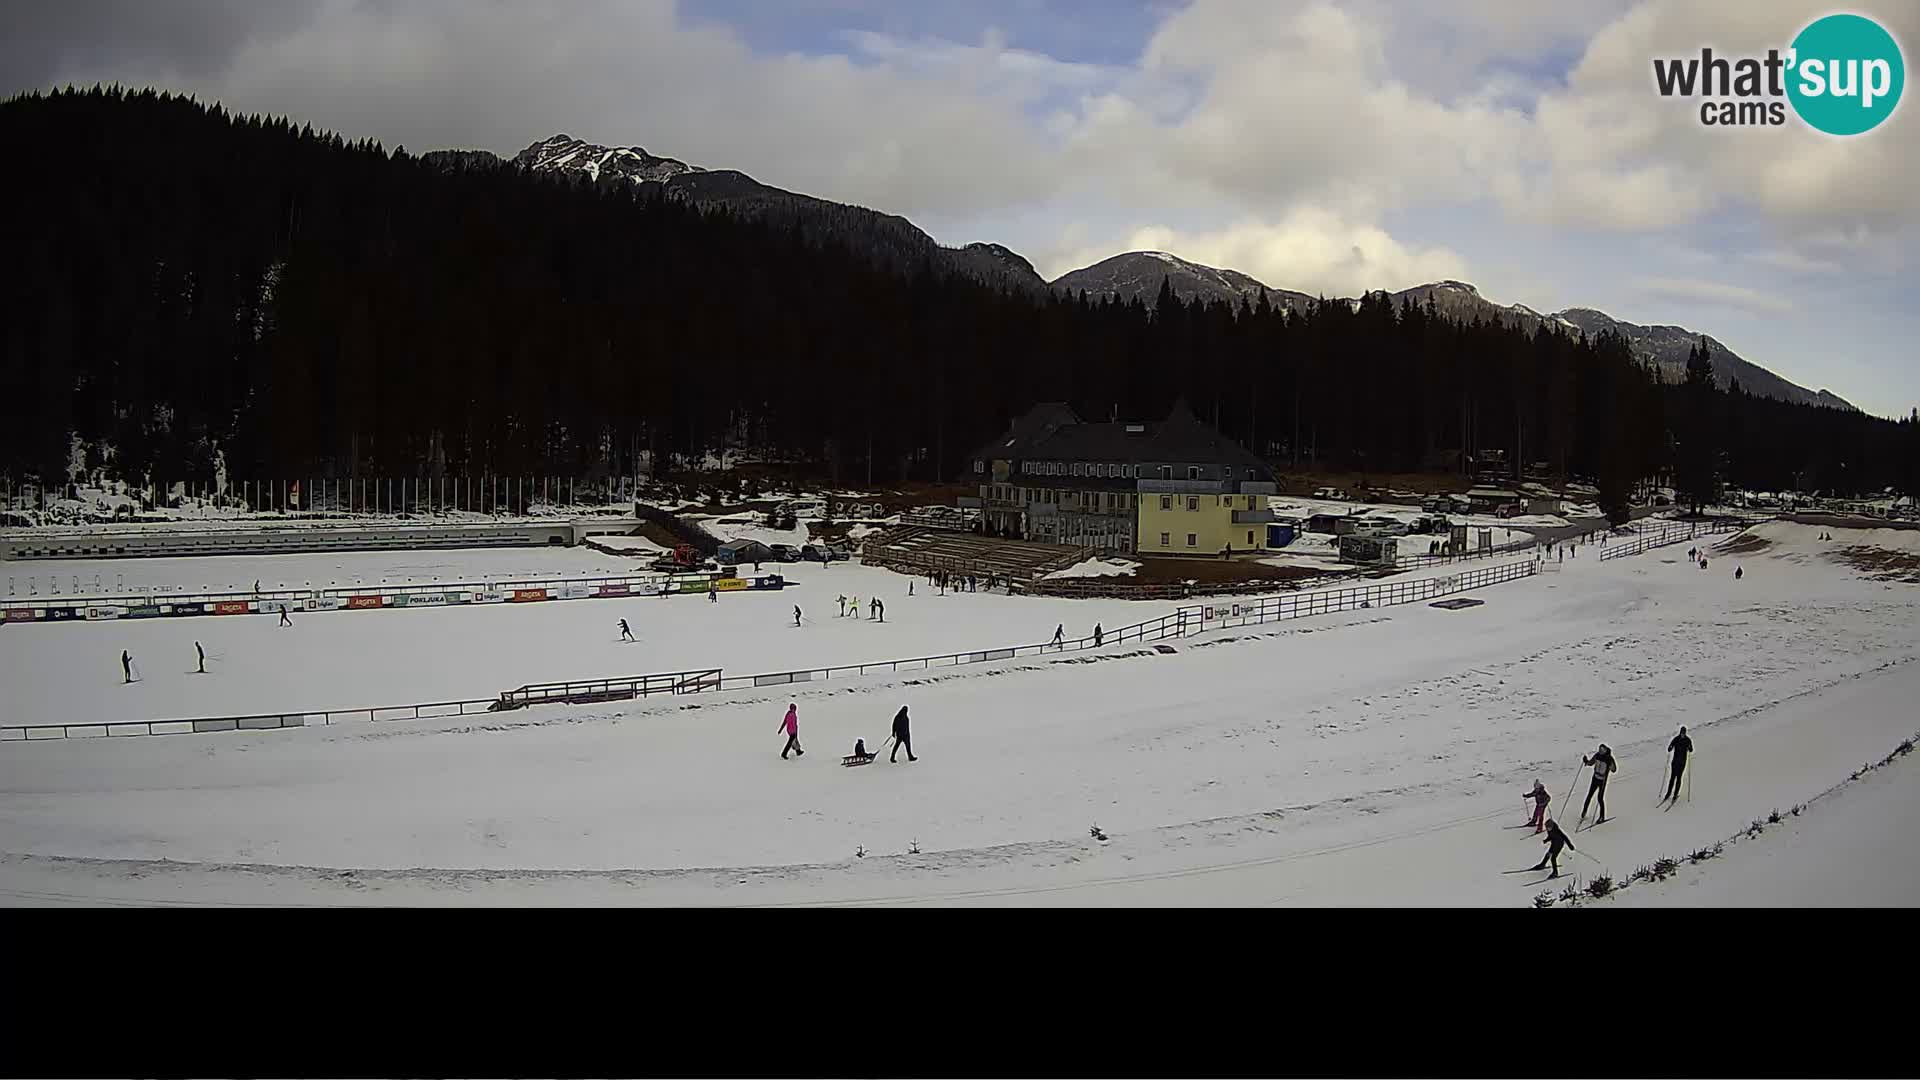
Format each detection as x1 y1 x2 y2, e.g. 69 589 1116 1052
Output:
2 520 1917 907
1 544 645 601
0 559 1194 725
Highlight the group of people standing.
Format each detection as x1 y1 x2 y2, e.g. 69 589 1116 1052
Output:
1519 728 1694 878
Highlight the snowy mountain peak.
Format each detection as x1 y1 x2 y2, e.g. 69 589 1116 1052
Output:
512 133 700 185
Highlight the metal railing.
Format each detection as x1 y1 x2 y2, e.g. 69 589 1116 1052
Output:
1597 518 1760 561
0 697 500 741
496 668 724 709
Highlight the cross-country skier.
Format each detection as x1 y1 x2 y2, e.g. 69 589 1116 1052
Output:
793 605 802 627
279 607 292 627
708 580 717 602
195 641 206 674
837 594 847 617
618 618 634 642
871 597 883 622
850 594 860 618
1525 779 1551 832
1052 624 1064 649
1735 566 1743 581
121 650 133 684
778 703 803 759
1581 743 1617 823
908 581 914 597
890 705 917 762
1092 623 1103 647
1664 727 1693 803
1531 819 1576 878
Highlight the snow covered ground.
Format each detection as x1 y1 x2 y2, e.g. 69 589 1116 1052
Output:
2 520 1916 906
2 545 641 601
1044 557 1139 580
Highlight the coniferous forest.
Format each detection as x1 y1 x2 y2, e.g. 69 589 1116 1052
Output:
3 87 1915 504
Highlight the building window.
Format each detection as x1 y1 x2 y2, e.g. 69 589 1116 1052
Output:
1188 466 1200 480
1248 530 1255 545
1160 495 1172 511
1186 496 1199 512
1186 533 1198 547
1072 463 1083 476
1160 532 1170 546
974 460 985 474
1225 466 1233 479
1160 466 1171 480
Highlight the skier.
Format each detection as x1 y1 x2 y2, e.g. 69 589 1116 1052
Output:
279 606 292 627
850 594 860 618
837 594 847 617
1524 779 1551 833
1052 624 1065 650
708 580 717 602
1530 819 1577 879
1664 726 1694 803
889 705 917 762
778 703 803 759
908 581 914 597
253 579 261 595
618 618 634 643
195 641 206 674
872 597 884 623
1734 566 1743 581
121 650 133 684
1581 743 1618 823
793 605 802 628
1092 623 1103 647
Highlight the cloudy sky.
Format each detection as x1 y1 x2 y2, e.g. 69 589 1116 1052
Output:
6 0 1916 416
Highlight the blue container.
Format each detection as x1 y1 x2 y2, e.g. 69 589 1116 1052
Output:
1267 524 1296 548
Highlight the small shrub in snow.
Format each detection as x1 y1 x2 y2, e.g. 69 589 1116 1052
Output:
1768 808 1783 825
1533 890 1556 909
1687 846 1718 864
1630 865 1653 884
1652 857 1679 880
1897 739 1914 757
1558 883 1579 904
1586 876 1614 898
1747 819 1765 838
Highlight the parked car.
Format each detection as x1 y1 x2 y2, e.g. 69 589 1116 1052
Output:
802 543 850 562
768 543 800 562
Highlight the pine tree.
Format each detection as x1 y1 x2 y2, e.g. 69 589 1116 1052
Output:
1674 338 1721 514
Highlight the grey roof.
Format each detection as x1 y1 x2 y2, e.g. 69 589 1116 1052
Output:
973 401 1272 478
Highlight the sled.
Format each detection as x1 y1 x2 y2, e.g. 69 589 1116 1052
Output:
841 753 876 767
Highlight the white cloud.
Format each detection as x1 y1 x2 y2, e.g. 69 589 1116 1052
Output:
1037 208 1471 296
1635 277 1795 315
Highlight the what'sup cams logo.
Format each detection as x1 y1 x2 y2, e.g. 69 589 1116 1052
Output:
1653 12 1904 134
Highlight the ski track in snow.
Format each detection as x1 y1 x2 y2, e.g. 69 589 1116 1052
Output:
2 528 1917 906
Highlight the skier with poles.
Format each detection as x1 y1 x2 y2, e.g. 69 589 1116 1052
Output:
871 597 884 623
708 579 718 602
618 618 634 643
778 703 803 759
1530 819 1578 879
1524 778 1551 833
121 650 134 684
195 641 206 674
1581 743 1618 825
1663 727 1694 805
837 594 848 617
888 705 917 762
793 605 802 628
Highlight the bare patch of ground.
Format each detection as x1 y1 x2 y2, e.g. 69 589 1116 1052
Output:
1833 547 1920 583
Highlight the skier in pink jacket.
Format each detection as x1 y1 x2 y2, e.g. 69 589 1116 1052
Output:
778 703 803 759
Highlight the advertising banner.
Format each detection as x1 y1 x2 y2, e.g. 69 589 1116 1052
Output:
713 577 748 592
260 599 302 613
86 606 126 620
126 605 163 619
309 596 344 611
676 579 708 594
634 583 663 597
594 583 631 598
346 595 384 610
395 593 447 607
213 600 253 615
5 608 38 622
472 591 507 604
557 585 591 600
511 588 548 603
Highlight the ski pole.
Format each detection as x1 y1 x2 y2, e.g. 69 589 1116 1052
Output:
1556 761 1584 822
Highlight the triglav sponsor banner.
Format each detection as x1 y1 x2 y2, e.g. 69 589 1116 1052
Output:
472 591 507 604
85 606 126 620
308 596 345 611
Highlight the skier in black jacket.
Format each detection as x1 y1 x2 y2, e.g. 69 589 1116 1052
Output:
1531 820 1576 878
1664 727 1693 803
889 705 917 762
1581 743 1617 823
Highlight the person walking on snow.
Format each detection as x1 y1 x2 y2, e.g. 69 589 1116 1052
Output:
837 594 847 617
618 618 634 642
1525 779 1551 832
1531 819 1576 878
1735 566 1743 581
1664 727 1694 803
778 703 803 759
1581 743 1618 823
889 705 917 762
121 650 133 684
708 580 718 602
195 641 206 674
1052 624 1065 650
793 605 802 627
908 581 914 597
279 606 293 627
1092 623 1103 647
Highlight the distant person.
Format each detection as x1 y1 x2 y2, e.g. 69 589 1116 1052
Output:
1734 566 1743 581
121 650 133 684
793 605 802 627
871 597 884 622
1581 743 1617 824
778 703 803 759
1052 624 1065 650
618 618 634 643
708 580 717 602
195 641 206 674
890 705 917 763
1664 727 1694 804
279 606 293 627
837 594 847 617
1092 623 1103 647
908 581 914 597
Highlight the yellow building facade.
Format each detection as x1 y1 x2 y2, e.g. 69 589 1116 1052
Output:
1136 490 1270 555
